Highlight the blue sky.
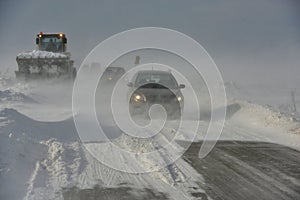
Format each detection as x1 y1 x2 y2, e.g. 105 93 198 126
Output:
0 0 299 85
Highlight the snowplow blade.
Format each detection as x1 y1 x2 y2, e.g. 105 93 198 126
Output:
16 50 76 80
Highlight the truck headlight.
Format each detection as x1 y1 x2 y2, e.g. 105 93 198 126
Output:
133 93 146 103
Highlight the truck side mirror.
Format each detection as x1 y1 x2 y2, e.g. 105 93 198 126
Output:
36 38 39 45
63 38 67 44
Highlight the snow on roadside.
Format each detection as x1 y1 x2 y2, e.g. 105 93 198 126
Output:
0 76 32 94
0 89 37 104
218 99 300 151
0 77 38 113
227 100 300 134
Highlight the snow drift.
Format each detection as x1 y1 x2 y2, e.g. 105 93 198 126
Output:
0 89 36 103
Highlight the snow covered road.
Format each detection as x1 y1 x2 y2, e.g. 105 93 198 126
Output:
0 108 207 200
1 79 300 200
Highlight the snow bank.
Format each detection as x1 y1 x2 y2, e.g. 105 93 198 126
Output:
224 80 300 119
0 89 36 103
0 77 29 92
214 100 300 151
17 50 67 59
228 100 298 130
0 77 14 87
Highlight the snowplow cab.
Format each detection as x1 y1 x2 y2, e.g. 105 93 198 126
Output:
15 32 76 80
36 32 67 53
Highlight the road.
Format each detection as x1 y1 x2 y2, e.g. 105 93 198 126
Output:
63 140 300 200
182 140 300 200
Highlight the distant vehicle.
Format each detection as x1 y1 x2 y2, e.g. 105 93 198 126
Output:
127 70 185 119
101 67 125 83
15 32 76 80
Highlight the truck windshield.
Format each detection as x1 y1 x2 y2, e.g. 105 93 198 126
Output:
40 36 63 52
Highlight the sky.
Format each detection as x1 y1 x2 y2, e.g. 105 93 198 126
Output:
0 0 299 87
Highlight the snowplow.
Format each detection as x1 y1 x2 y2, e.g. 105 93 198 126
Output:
16 32 76 80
